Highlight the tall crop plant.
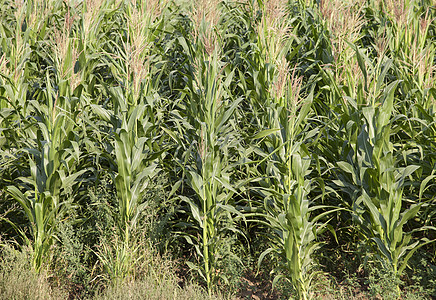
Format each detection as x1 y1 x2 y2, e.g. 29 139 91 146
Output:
336 85 421 282
249 65 336 300
2 2 87 272
5 106 85 272
373 1 436 267
316 0 436 286
243 1 334 298
323 47 435 295
90 0 166 282
5 71 86 272
253 84 323 300
165 1 244 294
0 0 44 147
110 0 164 232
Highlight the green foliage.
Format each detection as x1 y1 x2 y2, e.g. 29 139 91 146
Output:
0 0 435 299
366 262 403 300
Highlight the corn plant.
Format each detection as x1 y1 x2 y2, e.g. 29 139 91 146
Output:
163 2 246 293
5 71 87 272
251 81 332 299
180 60 241 294
234 1 332 298
336 90 422 276
1 2 89 272
88 0 166 282
0 0 41 146
324 46 434 296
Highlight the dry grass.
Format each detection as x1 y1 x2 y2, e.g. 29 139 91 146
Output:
0 243 68 300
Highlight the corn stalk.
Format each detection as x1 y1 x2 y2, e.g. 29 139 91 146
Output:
164 4 245 293
88 0 165 282
6 69 86 271
326 46 434 295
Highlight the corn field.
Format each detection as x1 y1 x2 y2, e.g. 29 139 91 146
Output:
0 0 435 299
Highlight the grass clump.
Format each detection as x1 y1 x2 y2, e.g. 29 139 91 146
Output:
0 241 67 300
0 236 219 300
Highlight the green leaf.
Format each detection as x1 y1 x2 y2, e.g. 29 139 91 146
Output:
337 161 354 175
396 165 420 188
180 196 203 228
252 128 280 140
372 237 392 261
377 80 400 133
